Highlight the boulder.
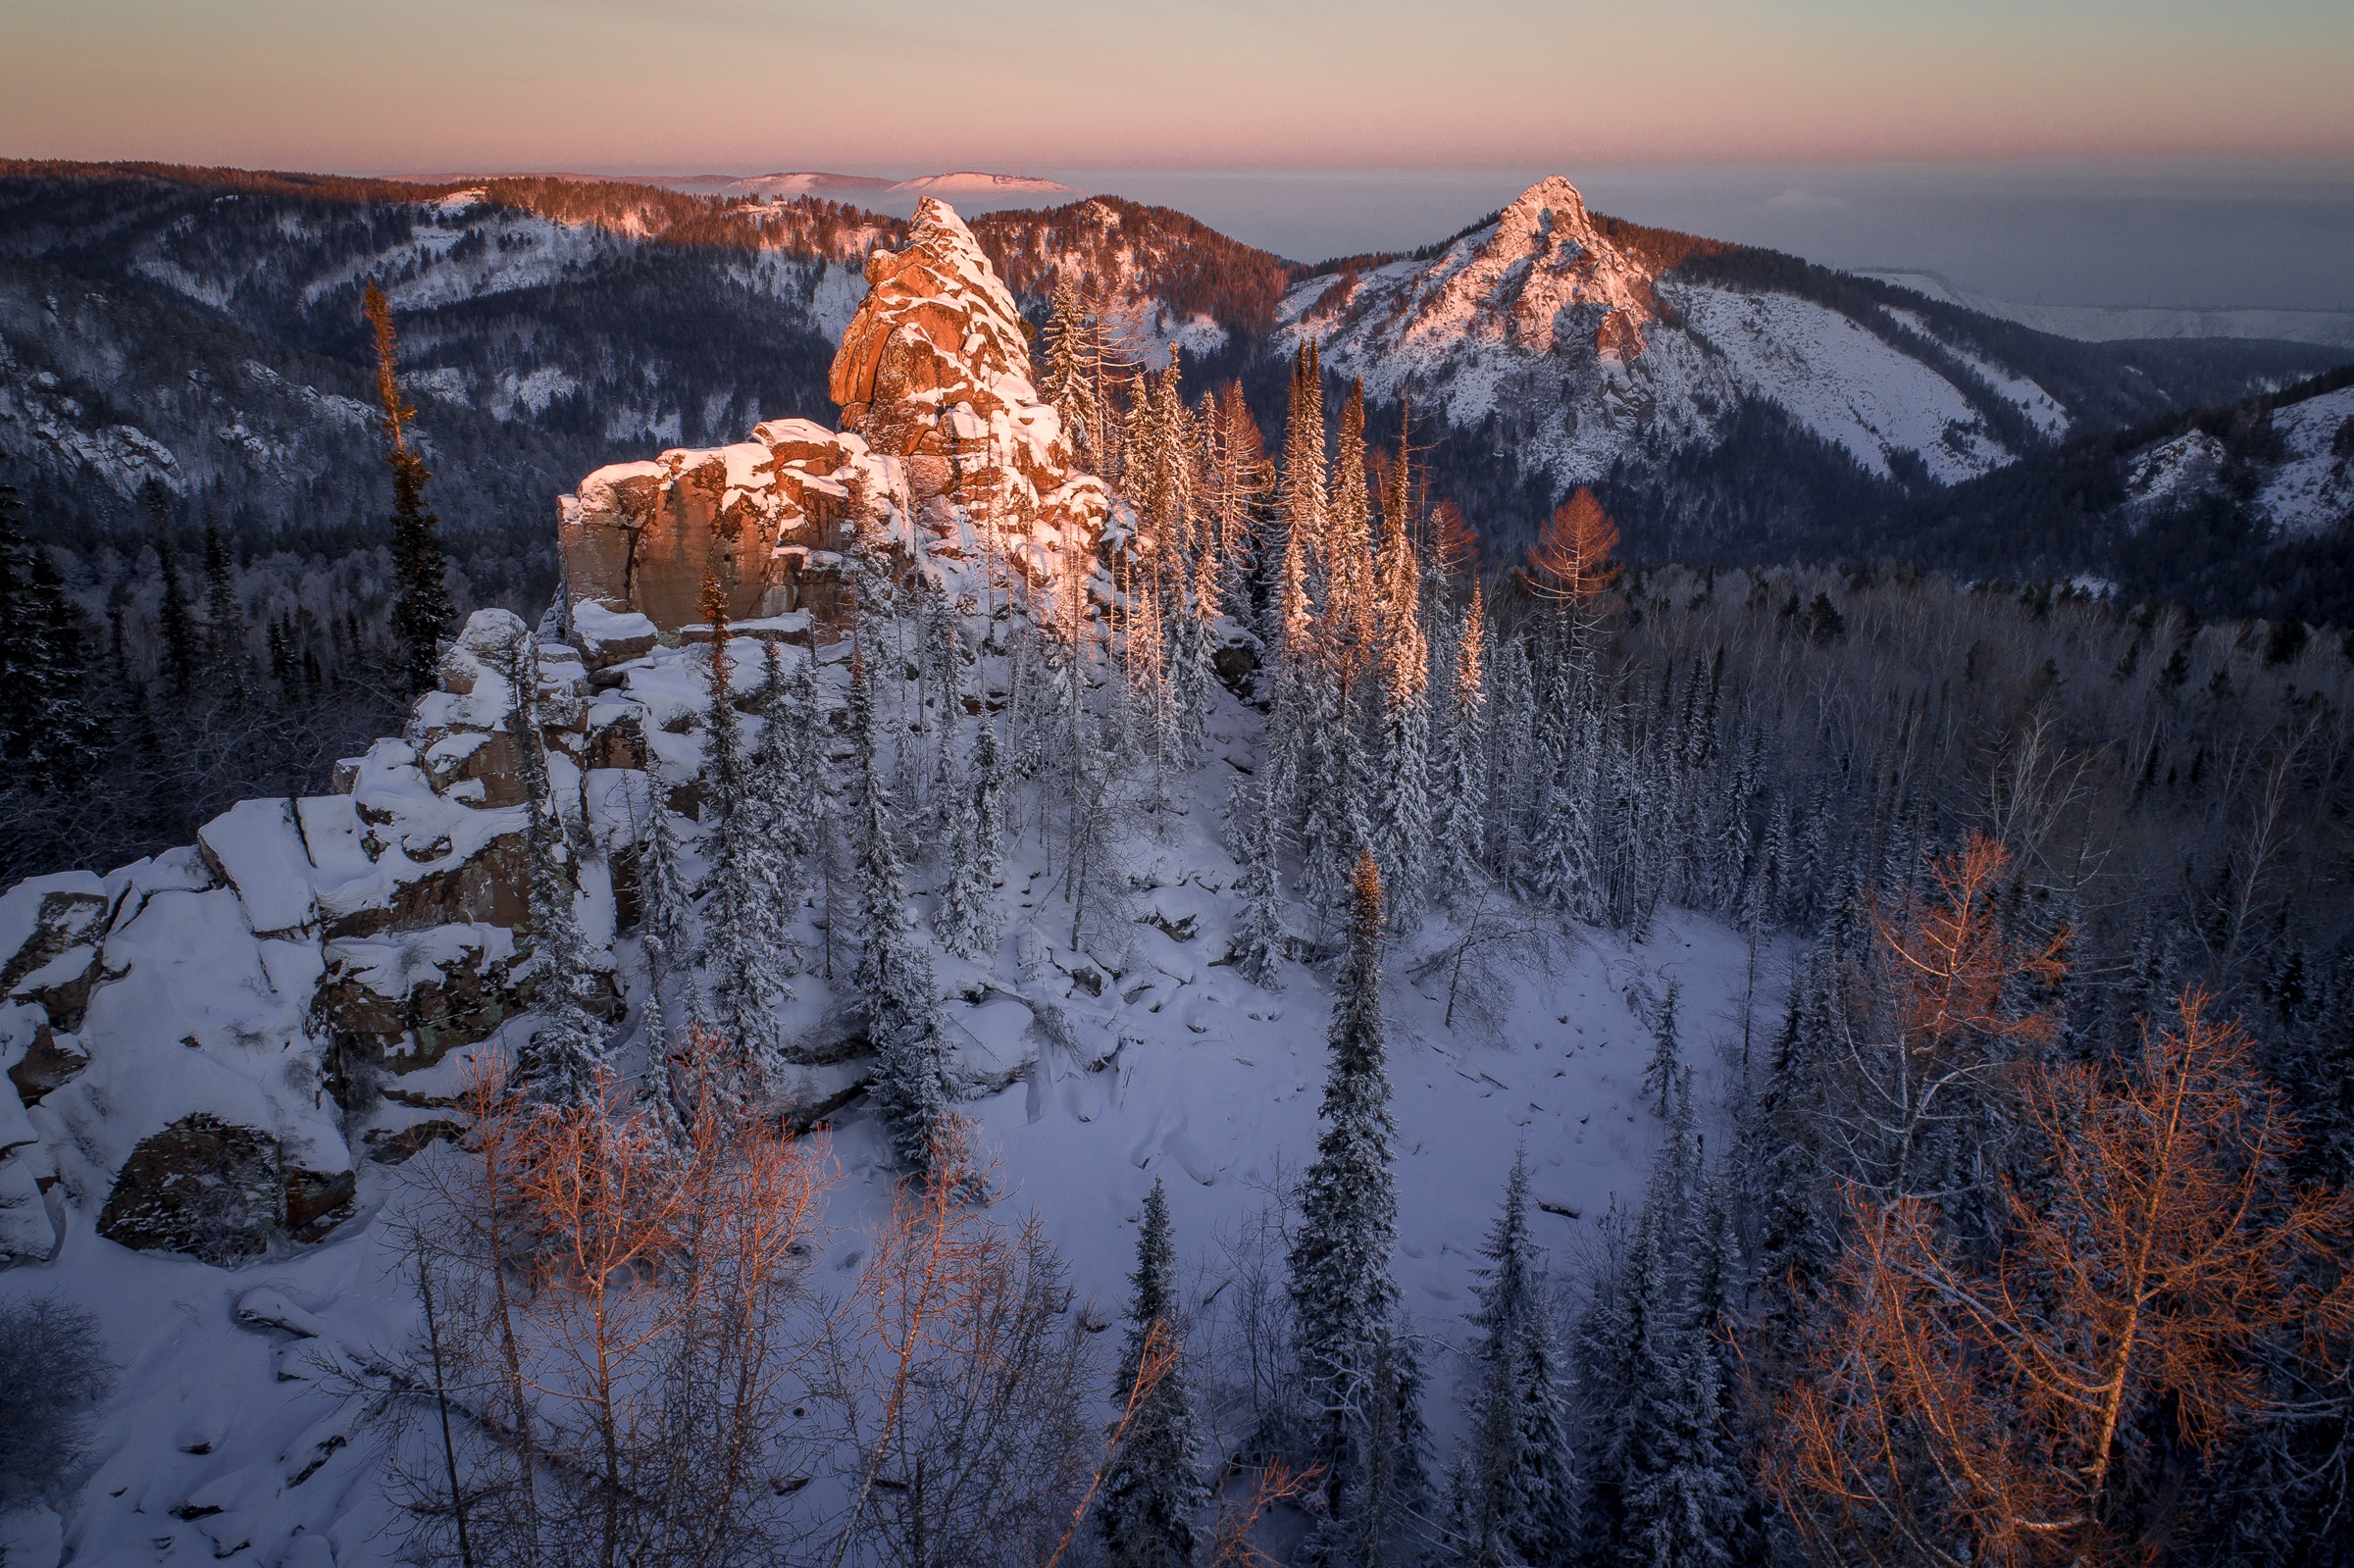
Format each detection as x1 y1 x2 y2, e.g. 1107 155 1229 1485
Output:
96 1112 286 1265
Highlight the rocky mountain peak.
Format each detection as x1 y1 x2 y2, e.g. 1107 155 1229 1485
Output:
1436 176 1661 361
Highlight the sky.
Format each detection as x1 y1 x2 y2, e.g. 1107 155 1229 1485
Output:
7 0 2349 171
4 1 2352 308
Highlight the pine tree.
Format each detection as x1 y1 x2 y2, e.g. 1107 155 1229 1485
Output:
1100 1178 1203 1568
1289 851 1416 1560
1643 978 1682 1118
850 639 950 1173
0 485 99 788
364 284 456 693
1455 1149 1572 1568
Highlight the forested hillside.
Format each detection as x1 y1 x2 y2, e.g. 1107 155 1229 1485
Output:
6 189 2354 1568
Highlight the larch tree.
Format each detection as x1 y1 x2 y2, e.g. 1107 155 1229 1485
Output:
1764 989 2354 1567
363 284 455 693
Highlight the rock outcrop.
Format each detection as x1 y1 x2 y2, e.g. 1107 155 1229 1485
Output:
3 203 1127 1271
557 197 1107 641
0 610 627 1265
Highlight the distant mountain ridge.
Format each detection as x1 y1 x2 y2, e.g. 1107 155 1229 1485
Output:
0 159 2344 615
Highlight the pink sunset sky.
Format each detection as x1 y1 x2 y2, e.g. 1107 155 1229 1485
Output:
4 0 2349 172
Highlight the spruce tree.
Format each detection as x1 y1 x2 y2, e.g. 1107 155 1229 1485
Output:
1227 772 1289 989
199 524 241 677
1455 1149 1572 1568
1288 850 1416 1560
498 623 606 1103
937 722 1004 960
694 575 793 1084
364 284 456 693
1434 582 1488 892
1643 978 1682 1118
850 639 950 1173
0 485 98 788
1100 1178 1203 1568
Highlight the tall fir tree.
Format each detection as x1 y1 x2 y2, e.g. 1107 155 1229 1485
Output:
1289 851 1418 1562
364 284 456 693
150 520 197 697
1100 1177 1204 1568
199 525 242 678
1370 435 1431 920
632 770 701 1059
1039 273 1101 463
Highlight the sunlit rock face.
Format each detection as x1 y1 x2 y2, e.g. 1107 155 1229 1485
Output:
558 196 1105 642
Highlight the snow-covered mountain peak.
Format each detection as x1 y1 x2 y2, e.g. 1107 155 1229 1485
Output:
1295 176 1663 368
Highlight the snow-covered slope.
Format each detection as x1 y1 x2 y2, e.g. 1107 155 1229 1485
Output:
2257 382 2354 536
0 614 1757 1565
0 197 1771 1562
2115 378 2354 537
1284 177 2081 487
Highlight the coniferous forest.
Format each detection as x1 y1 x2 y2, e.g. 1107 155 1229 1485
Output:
4 159 2354 1568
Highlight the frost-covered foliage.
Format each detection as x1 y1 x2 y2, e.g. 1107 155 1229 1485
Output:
0 1296 114 1507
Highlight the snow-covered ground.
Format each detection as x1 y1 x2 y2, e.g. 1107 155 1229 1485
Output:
0 649 1771 1568
2256 382 2354 536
